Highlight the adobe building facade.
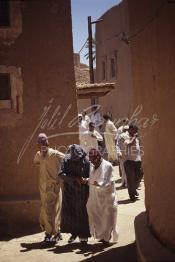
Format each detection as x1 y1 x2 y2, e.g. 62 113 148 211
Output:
95 1 134 123
0 0 78 233
127 0 175 258
95 0 175 259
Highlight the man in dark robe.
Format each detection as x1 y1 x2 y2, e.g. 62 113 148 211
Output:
58 144 90 244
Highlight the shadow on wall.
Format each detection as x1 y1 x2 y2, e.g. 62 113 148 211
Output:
0 223 41 241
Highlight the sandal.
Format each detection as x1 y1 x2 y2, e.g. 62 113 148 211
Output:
68 235 77 243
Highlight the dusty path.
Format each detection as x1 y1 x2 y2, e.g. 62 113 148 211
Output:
0 167 145 262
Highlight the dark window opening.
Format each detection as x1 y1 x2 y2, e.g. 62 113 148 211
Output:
0 73 11 100
0 0 10 27
102 61 106 80
110 58 116 78
114 50 118 79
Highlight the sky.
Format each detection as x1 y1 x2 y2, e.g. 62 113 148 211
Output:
71 0 122 65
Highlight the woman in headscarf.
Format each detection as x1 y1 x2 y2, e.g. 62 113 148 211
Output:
58 144 90 244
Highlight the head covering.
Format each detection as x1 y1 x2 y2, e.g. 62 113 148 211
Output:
123 125 129 130
129 123 138 131
37 133 49 146
69 144 86 160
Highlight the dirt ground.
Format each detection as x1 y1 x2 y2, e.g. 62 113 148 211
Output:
0 167 145 262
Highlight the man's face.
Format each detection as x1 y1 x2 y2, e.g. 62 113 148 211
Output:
89 154 101 166
89 124 95 132
70 147 82 162
128 127 137 136
38 144 48 154
123 127 129 133
78 116 82 123
103 118 107 123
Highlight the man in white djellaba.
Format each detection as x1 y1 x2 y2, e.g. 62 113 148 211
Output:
116 125 129 187
78 114 88 133
103 114 118 164
80 122 103 153
79 113 88 146
82 109 91 124
80 148 119 245
90 105 104 132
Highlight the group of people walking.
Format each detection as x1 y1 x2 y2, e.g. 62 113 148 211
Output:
34 107 143 245
79 108 143 202
34 133 118 245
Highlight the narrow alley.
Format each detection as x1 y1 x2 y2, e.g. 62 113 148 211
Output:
0 167 145 262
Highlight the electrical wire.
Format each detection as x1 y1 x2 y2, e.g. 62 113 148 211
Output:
78 37 88 54
127 0 167 42
103 0 168 44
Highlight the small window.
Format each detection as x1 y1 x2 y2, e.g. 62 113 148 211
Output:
102 61 106 80
110 58 116 78
0 0 10 27
91 97 98 106
0 73 11 100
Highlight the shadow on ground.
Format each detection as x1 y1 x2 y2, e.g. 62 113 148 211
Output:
20 241 108 254
118 199 132 204
20 241 137 261
118 198 140 205
115 185 127 190
79 242 137 261
50 242 113 255
115 178 121 184
20 241 56 251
